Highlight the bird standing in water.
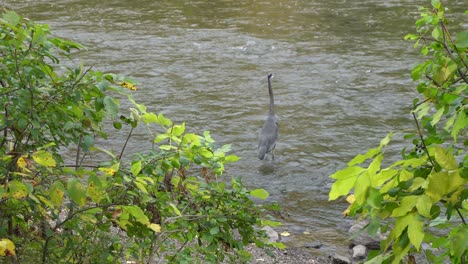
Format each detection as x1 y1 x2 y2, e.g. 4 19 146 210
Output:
258 73 278 160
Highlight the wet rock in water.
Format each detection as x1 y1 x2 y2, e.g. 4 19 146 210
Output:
331 254 351 264
351 245 367 261
262 226 279 243
304 241 323 249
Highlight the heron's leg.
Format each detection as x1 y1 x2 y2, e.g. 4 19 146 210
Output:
271 145 276 161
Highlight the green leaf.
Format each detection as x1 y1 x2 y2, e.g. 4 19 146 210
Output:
134 179 148 194
103 96 119 118
329 169 360 201
131 161 142 176
270 242 287 249
407 213 424 250
348 148 380 166
455 30 468 48
169 203 181 216
113 121 122 129
49 181 65 207
390 212 424 250
210 226 220 235
2 10 20 26
430 107 444 126
128 95 147 113
379 133 393 148
225 155 240 162
431 0 441 8
67 178 86 206
365 252 392 264
366 188 382 209
123 205 149 225
170 123 185 137
154 133 169 143
87 175 103 203
354 172 371 205
431 26 441 40
81 135 94 151
156 113 172 127
141 112 157 124
425 170 464 204
426 171 448 203
416 194 432 218
372 169 398 187
434 57 458 84
434 145 457 170
368 154 383 177
404 33 419 40
451 110 467 142
392 196 418 217
414 101 430 119
330 166 365 180
250 189 269 200
261 220 282 227
8 181 28 199
32 150 56 167
450 226 468 258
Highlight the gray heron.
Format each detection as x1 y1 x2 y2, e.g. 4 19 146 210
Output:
258 73 278 160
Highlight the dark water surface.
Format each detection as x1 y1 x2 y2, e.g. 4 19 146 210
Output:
4 0 467 257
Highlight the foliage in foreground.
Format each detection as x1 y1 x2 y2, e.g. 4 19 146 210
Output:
0 10 280 263
329 1 468 263
329 1 467 264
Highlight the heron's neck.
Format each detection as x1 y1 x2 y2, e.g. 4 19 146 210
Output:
268 77 275 114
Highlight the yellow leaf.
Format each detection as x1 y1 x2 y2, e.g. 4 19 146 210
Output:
343 194 356 216
0 238 16 256
16 156 32 172
346 194 355 204
148 223 161 232
32 150 56 167
99 163 120 176
280 231 290 237
118 81 137 91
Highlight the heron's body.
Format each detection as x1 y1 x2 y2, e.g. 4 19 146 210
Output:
258 74 278 160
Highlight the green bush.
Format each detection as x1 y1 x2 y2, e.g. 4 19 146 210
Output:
329 1 467 263
0 10 279 263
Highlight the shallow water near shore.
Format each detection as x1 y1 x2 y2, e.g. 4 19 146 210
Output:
4 0 467 258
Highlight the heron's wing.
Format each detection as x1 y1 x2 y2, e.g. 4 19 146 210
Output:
258 116 278 159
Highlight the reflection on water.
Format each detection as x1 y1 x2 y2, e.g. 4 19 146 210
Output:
4 0 466 257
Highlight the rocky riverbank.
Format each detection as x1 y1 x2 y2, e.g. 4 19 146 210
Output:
253 221 388 264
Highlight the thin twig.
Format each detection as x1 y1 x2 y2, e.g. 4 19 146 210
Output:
118 126 133 160
439 21 468 84
455 207 466 226
411 112 435 167
168 240 189 263
75 135 82 170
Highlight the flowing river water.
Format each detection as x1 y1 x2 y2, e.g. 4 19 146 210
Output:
4 0 467 258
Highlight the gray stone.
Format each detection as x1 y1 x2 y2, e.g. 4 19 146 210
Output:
261 226 279 243
332 254 351 264
304 241 323 249
351 245 367 260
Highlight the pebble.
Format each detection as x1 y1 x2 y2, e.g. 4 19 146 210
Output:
331 254 351 264
351 245 367 261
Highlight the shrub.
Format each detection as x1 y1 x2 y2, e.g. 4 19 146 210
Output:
0 10 279 263
329 1 467 263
